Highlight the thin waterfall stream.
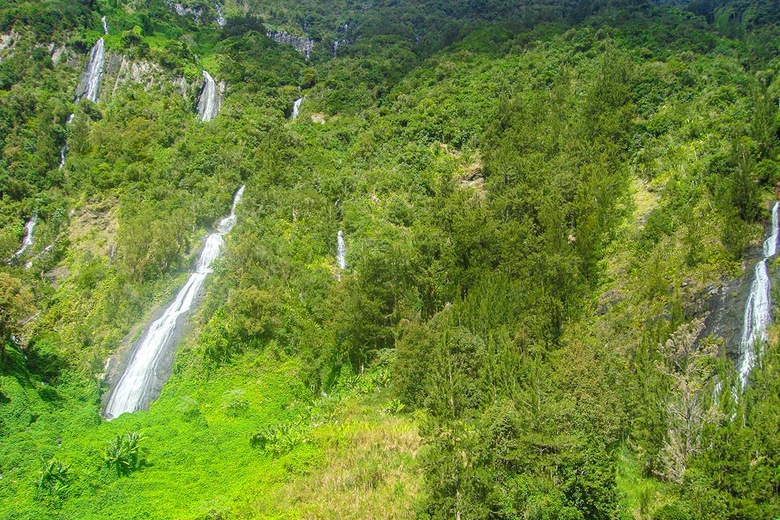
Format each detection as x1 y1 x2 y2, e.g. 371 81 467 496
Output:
59 145 67 169
214 2 226 27
8 216 37 263
337 230 347 270
737 201 780 388
104 186 245 419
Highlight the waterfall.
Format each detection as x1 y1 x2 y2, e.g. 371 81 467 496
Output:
8 216 37 262
337 230 347 270
197 71 221 122
80 38 105 104
331 39 349 58
59 114 75 169
763 202 779 257
104 185 246 419
214 2 226 27
102 16 109 35
291 98 303 119
58 145 67 169
737 201 780 388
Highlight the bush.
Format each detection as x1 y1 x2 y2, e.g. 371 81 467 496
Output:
653 502 690 520
104 432 144 476
250 421 308 457
36 458 69 499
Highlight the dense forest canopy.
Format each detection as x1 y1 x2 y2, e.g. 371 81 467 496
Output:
1 0 780 518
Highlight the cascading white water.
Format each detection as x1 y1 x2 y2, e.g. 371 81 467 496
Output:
763 202 779 258
104 186 245 419
739 260 771 387
337 230 347 270
102 16 109 35
58 145 67 169
60 114 75 168
738 201 780 388
9 217 37 261
82 38 105 104
197 70 221 122
214 2 226 27
291 98 303 119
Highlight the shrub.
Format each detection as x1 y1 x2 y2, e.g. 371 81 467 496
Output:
36 458 69 499
250 421 307 457
653 502 690 520
104 432 144 476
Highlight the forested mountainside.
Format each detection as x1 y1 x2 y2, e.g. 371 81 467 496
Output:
2 0 780 518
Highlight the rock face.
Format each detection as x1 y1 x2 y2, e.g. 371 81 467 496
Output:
0 31 20 61
168 1 225 26
107 55 170 96
700 276 746 360
170 2 204 22
266 31 314 59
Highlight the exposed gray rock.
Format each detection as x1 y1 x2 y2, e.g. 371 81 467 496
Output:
266 31 314 60
169 1 204 22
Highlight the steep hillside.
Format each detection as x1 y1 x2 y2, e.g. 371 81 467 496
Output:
1 0 780 518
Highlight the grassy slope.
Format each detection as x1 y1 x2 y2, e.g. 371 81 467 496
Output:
1 346 420 519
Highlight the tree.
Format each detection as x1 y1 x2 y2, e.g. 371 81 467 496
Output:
0 272 34 364
657 318 718 484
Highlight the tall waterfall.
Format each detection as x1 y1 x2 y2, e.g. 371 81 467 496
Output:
81 38 105 104
291 98 303 119
104 186 246 419
337 230 347 270
102 16 109 35
197 71 221 122
61 36 103 170
738 201 780 388
9 217 37 262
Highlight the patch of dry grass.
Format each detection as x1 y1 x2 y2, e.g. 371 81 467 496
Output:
68 196 119 259
246 397 423 519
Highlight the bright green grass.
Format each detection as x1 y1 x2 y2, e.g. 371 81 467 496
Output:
0 351 321 519
616 445 676 520
1 347 421 519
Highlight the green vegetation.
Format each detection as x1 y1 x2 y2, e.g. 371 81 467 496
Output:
2 0 780 517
